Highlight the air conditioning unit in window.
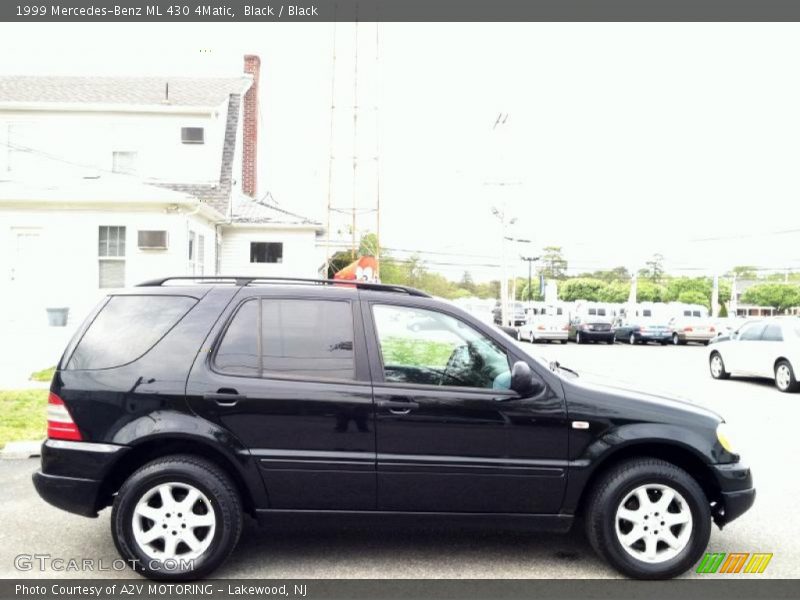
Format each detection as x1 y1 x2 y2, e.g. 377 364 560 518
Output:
138 230 168 250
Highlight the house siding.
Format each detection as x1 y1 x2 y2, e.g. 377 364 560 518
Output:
219 227 319 278
0 205 217 325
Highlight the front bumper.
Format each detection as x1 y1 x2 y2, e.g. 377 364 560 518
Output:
32 439 129 518
710 461 755 527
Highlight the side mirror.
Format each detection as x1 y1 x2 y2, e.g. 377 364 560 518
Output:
510 361 543 397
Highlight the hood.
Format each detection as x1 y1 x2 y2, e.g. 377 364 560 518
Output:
564 376 723 428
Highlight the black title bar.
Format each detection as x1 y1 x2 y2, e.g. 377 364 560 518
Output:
6 0 800 22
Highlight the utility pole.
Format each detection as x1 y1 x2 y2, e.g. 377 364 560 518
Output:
521 255 540 309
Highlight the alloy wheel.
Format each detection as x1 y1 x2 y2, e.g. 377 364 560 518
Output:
710 355 723 378
615 484 693 564
776 364 792 391
629 333 636 345
132 482 216 561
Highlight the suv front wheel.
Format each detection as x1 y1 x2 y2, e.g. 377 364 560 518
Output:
111 455 243 580
585 458 711 579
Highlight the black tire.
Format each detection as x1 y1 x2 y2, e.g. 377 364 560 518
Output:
672 333 681 346
607 339 615 345
111 455 243 580
561 339 568 345
775 359 799 393
584 457 711 580
660 340 668 346
709 352 730 380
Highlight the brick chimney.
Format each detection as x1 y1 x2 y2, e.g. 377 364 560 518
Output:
242 54 260 198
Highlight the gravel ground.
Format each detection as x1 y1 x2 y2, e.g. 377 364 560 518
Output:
0 342 793 579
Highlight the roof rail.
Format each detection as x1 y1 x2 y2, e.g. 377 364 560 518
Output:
136 276 432 297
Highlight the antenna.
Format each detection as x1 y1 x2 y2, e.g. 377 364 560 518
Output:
323 15 382 278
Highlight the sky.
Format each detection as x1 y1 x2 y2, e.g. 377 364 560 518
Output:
1 22 800 281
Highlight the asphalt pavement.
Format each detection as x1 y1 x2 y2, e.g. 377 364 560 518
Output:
1 342 794 579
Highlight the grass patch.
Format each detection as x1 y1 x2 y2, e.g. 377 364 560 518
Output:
380 337 454 368
0 390 48 448
29 366 56 382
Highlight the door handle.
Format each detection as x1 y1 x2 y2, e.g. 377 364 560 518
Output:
204 390 245 406
376 399 420 414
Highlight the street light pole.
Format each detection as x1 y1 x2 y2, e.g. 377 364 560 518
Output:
520 255 540 311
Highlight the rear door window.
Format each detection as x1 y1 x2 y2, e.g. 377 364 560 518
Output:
762 324 784 342
739 323 766 341
214 298 355 381
68 295 196 369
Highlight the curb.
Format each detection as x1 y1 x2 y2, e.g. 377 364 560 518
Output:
1 440 43 460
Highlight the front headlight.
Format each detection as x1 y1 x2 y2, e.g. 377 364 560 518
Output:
716 422 735 454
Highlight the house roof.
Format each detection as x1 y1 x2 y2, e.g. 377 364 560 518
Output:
0 76 250 109
230 194 323 229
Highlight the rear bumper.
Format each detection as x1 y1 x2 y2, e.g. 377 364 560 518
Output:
637 333 671 342
33 471 103 518
710 461 755 527
532 331 568 341
32 439 129 518
580 330 614 341
677 331 715 342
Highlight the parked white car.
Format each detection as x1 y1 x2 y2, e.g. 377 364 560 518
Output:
519 314 569 343
708 317 800 392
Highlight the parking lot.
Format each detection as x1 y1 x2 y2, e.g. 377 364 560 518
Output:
1 341 796 579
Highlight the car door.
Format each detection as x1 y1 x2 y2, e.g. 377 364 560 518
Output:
187 291 376 510
727 322 766 375
758 323 784 378
363 299 568 514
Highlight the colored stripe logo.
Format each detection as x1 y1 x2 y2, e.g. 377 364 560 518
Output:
697 552 772 574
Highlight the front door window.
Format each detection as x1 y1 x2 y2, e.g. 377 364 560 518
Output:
372 304 511 389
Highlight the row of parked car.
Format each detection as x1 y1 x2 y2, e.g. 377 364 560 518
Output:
515 312 723 346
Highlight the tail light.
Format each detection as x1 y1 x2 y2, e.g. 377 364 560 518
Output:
563 324 570 330
684 327 693 332
537 325 545 330
709 326 716 332
47 392 82 441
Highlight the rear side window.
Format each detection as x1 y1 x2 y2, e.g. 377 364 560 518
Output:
214 298 355 381
68 295 196 369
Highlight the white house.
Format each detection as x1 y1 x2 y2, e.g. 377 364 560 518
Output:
0 55 323 326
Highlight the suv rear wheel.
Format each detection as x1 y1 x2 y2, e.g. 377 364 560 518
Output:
585 458 710 579
111 455 243 580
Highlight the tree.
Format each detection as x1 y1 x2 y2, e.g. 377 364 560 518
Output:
459 271 477 295
728 265 758 280
558 278 606 302
642 253 665 283
358 232 379 257
677 290 710 309
539 246 568 280
517 279 543 302
636 281 666 302
597 281 630 303
741 284 800 312
585 266 631 283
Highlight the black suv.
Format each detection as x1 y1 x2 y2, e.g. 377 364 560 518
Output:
33 277 754 580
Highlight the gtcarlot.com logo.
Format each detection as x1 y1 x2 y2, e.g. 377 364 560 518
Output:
696 552 773 574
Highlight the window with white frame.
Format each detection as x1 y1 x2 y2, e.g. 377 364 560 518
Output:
98 226 126 288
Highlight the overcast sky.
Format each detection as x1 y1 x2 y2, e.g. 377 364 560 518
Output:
2 22 800 281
